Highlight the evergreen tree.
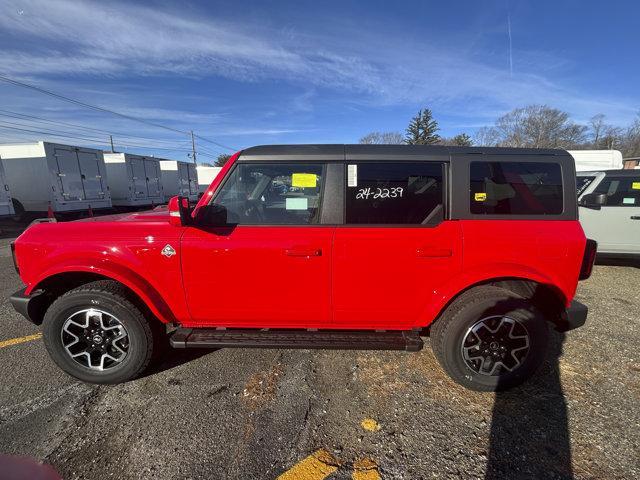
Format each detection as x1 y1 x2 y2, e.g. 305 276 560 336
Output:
451 133 473 146
405 108 440 145
215 153 232 167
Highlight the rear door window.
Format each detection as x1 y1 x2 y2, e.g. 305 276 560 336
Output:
593 175 640 206
470 161 563 215
345 162 443 224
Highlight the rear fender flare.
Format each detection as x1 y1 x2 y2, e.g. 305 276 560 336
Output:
417 263 558 328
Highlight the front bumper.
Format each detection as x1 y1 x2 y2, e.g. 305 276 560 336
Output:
10 288 47 325
557 300 588 332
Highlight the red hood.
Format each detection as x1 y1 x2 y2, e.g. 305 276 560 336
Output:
73 207 169 223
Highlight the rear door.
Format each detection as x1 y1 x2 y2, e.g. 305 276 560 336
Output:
53 146 83 201
581 173 640 254
144 159 162 198
332 159 462 329
178 162 190 196
0 162 14 215
187 163 198 195
77 150 105 200
130 157 148 199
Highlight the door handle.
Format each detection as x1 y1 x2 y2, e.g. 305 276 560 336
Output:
416 247 452 258
631 216 640 220
285 248 322 257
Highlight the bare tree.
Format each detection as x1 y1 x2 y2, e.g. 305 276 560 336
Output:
589 114 606 147
621 116 640 157
478 105 587 149
359 131 405 144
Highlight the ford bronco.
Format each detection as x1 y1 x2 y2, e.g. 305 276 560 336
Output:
10 145 595 391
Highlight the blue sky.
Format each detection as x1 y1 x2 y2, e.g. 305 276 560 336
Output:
0 0 638 162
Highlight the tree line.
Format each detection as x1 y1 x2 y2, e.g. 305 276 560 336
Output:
359 105 640 157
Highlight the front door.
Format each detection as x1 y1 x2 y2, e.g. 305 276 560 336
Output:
332 161 462 329
182 161 333 328
580 173 640 254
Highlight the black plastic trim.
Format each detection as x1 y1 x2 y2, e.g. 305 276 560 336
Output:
9 288 47 325
557 300 588 332
170 327 424 351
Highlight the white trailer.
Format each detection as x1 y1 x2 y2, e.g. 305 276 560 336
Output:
0 142 111 214
196 165 222 193
103 153 163 207
568 150 623 172
0 159 15 216
159 159 199 202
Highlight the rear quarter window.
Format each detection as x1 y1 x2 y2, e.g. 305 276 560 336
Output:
470 161 563 215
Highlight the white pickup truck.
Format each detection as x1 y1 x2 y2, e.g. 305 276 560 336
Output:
577 170 640 260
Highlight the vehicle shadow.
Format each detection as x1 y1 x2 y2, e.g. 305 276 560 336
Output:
142 348 215 378
485 329 573 479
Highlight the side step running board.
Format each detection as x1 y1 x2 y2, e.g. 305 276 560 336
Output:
170 328 423 352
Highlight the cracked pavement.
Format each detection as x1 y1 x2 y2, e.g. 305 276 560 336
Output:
0 241 639 479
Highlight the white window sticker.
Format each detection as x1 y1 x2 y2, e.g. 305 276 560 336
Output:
622 197 636 205
285 197 308 210
347 164 358 187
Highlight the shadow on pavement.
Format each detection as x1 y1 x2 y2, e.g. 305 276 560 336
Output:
485 329 573 479
142 348 215 378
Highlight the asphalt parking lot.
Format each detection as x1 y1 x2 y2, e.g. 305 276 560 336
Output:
0 236 638 480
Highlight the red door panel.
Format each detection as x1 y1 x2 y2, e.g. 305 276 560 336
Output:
332 221 463 329
181 226 334 328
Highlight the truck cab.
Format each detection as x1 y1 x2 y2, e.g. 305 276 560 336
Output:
10 145 595 391
577 170 640 260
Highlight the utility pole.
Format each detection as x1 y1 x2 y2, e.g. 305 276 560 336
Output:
190 130 197 164
109 135 115 153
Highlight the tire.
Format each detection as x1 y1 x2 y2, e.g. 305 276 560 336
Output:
42 280 157 384
430 285 549 392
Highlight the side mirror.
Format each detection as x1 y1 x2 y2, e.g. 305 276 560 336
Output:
168 195 191 226
194 203 227 226
579 193 607 209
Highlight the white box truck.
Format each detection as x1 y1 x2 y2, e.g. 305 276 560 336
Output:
159 159 199 202
568 150 623 171
0 158 15 216
0 141 111 215
196 165 222 194
103 152 163 207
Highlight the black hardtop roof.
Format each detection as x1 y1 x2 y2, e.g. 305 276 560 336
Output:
239 144 570 161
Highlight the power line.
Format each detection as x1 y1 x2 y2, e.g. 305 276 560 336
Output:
0 74 238 151
0 109 190 146
0 123 198 154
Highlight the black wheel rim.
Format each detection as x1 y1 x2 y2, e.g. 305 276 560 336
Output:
461 315 530 376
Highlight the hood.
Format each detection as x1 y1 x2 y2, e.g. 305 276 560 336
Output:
73 207 170 223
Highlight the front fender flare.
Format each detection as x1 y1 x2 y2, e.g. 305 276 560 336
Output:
28 262 177 324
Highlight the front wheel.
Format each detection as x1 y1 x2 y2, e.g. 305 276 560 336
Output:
42 280 156 384
430 286 549 391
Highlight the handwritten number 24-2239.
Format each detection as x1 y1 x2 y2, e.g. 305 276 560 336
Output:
355 187 404 200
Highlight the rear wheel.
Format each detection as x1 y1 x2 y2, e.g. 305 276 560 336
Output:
42 280 156 384
431 286 549 391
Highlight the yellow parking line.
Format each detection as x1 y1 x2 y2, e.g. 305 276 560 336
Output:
277 449 339 480
0 333 42 349
353 458 381 480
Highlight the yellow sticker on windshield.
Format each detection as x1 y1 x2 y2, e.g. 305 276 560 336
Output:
292 173 317 188
632 181 640 190
474 192 487 201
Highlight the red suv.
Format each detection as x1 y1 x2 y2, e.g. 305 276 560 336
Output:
10 145 595 391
